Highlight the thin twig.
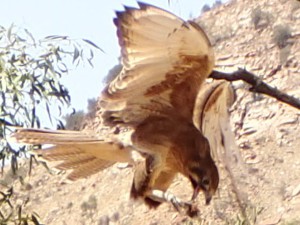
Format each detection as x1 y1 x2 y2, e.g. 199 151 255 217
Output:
210 69 300 110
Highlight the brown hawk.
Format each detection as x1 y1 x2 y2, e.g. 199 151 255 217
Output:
10 2 236 216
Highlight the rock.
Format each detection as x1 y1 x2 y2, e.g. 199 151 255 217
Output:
279 117 298 125
258 214 282 225
110 211 120 222
245 154 261 164
239 141 252 149
292 184 300 197
98 215 110 225
117 163 131 169
217 54 233 60
241 128 257 135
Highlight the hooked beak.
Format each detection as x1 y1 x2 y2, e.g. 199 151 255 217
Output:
191 185 200 201
191 185 212 205
204 191 212 205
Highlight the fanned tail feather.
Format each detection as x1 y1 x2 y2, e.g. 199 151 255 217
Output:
10 128 134 180
66 158 114 180
10 128 104 145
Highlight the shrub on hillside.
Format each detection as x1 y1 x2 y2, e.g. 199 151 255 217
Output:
251 8 271 29
64 110 85 130
273 25 292 48
279 46 291 65
201 4 211 14
212 0 222 9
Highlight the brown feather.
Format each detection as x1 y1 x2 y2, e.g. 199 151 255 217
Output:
67 158 114 181
101 2 214 127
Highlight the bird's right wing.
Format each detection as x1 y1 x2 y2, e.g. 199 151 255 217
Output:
10 128 134 180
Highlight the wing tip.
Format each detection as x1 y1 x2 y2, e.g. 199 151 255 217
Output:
137 1 149 9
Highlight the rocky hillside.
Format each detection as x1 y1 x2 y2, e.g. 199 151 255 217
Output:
1 0 300 224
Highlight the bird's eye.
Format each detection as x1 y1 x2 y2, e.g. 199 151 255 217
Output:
202 177 210 187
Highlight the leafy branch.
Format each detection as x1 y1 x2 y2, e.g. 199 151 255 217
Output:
0 24 101 165
0 25 102 224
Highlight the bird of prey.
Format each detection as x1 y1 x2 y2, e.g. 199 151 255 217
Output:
10 2 236 216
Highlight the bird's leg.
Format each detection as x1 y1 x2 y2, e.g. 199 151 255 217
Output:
131 154 165 201
147 189 189 210
130 147 199 216
147 189 199 217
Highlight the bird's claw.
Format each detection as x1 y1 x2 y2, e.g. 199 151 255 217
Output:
170 198 199 217
148 190 199 217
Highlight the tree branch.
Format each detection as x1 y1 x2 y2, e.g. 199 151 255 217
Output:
210 69 300 110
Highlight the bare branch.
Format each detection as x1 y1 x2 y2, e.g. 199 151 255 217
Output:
210 69 300 110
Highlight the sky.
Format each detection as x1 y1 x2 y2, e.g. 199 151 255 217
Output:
1 0 216 112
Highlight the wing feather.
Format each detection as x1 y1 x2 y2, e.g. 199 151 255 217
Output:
101 3 214 126
193 81 239 164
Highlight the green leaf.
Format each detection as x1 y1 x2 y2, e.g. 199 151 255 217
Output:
73 47 80 63
83 39 104 52
25 28 35 45
89 48 94 61
87 58 94 67
32 85 42 97
0 28 103 222
57 62 68 73
44 35 68 40
46 103 53 125
7 24 14 41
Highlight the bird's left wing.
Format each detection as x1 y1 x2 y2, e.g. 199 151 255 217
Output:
193 81 239 164
101 2 215 126
193 81 248 206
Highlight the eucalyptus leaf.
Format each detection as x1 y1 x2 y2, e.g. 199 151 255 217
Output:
83 39 104 52
0 25 102 224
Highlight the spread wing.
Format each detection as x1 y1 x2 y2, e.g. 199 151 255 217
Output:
9 3 215 181
193 81 239 164
10 129 133 180
101 2 215 126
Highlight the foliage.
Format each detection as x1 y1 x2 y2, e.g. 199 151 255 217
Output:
273 25 292 48
86 98 98 119
80 194 97 212
212 0 222 9
279 45 291 65
201 4 211 14
201 0 221 13
0 187 41 225
0 166 27 187
64 98 98 130
251 8 271 29
80 194 98 219
64 110 85 131
102 63 122 85
0 24 101 224
0 24 101 166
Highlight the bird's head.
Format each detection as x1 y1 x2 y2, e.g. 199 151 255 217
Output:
187 161 219 205
184 135 219 205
